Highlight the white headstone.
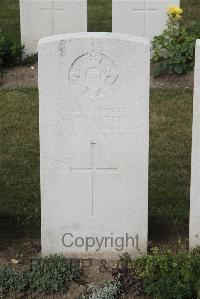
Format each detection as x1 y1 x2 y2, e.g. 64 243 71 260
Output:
20 0 87 56
39 32 150 258
190 40 200 250
112 0 180 41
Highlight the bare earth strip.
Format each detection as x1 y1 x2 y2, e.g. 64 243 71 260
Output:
0 64 194 90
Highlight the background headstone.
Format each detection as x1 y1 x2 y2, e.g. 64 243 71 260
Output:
20 0 87 55
190 40 200 250
112 0 180 41
39 32 150 258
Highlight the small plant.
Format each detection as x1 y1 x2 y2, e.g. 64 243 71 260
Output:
81 281 122 299
132 247 200 299
0 31 23 72
112 253 144 297
0 267 18 296
152 6 196 76
22 54 38 66
0 255 82 297
20 255 82 294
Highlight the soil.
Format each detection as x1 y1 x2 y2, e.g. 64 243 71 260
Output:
0 64 194 89
151 71 193 89
0 65 38 88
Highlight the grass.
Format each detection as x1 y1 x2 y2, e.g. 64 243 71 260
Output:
0 0 20 43
182 0 200 33
0 88 40 230
0 88 193 237
88 0 111 32
149 89 192 227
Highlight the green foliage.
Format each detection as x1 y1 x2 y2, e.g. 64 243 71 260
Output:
132 248 200 299
0 255 82 297
186 20 200 39
0 31 23 72
152 12 196 76
22 54 38 66
20 255 82 294
0 267 18 296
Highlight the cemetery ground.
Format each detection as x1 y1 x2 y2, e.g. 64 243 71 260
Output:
0 87 192 242
0 0 199 298
0 87 192 298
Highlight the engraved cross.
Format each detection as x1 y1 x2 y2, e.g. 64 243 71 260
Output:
70 143 118 216
41 1 65 34
132 3 158 36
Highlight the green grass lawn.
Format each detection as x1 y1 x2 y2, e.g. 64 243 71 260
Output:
0 0 20 43
0 88 193 237
0 88 40 230
149 89 192 227
182 0 200 33
0 0 199 44
88 0 112 32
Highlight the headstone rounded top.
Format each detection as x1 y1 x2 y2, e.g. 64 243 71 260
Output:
196 39 200 47
38 32 150 48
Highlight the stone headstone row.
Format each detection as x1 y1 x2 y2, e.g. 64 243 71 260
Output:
20 0 180 55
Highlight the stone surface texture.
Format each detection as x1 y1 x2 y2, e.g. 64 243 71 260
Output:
20 0 87 55
39 32 150 258
112 0 180 41
190 40 200 250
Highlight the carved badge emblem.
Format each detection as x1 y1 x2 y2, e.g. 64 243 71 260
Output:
69 52 119 99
